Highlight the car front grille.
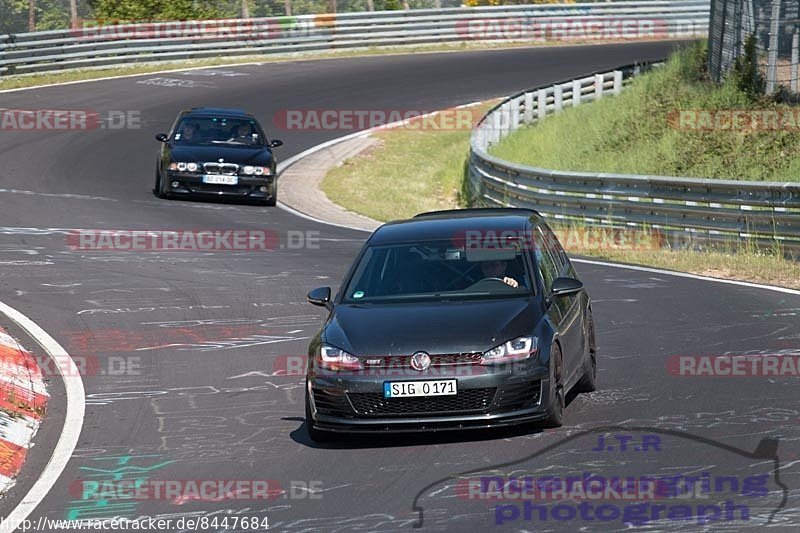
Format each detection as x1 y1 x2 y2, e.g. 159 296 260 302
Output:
347 387 497 416
188 184 251 195
496 381 541 411
203 162 239 175
360 353 483 369
312 387 354 417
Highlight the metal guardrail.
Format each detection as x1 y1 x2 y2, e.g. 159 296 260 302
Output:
468 63 800 252
0 1 710 76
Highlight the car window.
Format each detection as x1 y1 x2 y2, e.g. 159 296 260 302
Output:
534 226 560 292
172 116 267 146
341 239 533 304
537 223 568 276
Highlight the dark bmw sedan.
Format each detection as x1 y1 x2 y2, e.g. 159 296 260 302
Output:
154 108 283 205
304 208 597 441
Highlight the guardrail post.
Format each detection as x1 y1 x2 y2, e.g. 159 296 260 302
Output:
537 89 547 121
491 109 503 144
612 70 623 95
766 0 781 94
511 97 520 130
792 29 799 93
595 73 604 99
523 92 534 123
572 79 582 106
554 85 563 112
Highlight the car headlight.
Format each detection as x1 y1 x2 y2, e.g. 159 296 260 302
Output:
480 336 538 365
317 344 363 371
241 166 271 176
168 162 199 172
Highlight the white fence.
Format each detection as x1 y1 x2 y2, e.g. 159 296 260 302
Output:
0 1 710 76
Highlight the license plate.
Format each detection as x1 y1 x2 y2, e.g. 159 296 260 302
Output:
202 175 238 185
383 379 457 398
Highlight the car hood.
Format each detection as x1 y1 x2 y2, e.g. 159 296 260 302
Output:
168 144 273 165
323 299 542 356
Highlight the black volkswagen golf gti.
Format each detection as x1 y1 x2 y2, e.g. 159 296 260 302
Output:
154 107 283 205
305 208 597 440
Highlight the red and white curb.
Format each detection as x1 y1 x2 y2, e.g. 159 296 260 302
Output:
0 326 49 496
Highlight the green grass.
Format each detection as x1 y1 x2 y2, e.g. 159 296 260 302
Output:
491 41 800 182
321 106 495 221
321 101 800 289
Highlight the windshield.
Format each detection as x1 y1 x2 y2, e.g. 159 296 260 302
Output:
342 239 533 304
172 116 266 146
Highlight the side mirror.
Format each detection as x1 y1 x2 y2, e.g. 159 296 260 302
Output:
307 287 332 308
155 133 169 142
551 277 584 297
269 139 284 148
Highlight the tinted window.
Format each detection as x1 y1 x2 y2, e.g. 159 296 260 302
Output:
538 223 568 275
342 239 533 304
534 226 560 292
172 116 266 146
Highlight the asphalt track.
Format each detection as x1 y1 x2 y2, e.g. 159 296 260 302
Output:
1 41 799 532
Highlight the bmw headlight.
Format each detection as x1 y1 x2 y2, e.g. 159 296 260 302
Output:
241 166 271 176
168 162 199 172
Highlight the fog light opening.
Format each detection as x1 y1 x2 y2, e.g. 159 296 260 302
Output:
171 181 180 188
259 186 268 192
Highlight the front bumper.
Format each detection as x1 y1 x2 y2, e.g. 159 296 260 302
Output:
307 364 551 434
165 171 275 199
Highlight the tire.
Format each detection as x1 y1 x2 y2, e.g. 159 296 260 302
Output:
541 343 565 428
153 170 164 198
305 389 333 443
575 311 597 393
264 195 277 207
154 168 169 199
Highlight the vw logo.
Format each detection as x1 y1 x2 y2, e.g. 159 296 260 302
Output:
218 158 225 163
410 351 431 371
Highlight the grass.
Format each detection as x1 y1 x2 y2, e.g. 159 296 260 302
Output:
321 109 800 290
490 41 800 182
0 38 656 92
321 104 496 221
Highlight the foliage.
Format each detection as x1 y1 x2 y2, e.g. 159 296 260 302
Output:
491 41 800 182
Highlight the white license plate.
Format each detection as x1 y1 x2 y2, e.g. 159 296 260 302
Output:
383 379 457 398
202 175 238 185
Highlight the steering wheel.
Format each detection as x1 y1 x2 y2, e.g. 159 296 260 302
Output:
466 277 513 290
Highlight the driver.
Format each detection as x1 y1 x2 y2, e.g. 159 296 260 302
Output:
179 123 198 142
481 260 519 288
230 123 254 143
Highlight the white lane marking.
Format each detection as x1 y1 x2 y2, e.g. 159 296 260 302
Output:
0 61 267 94
0 300 85 533
572 258 800 297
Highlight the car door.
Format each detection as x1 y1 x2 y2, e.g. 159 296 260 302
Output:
535 225 583 385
